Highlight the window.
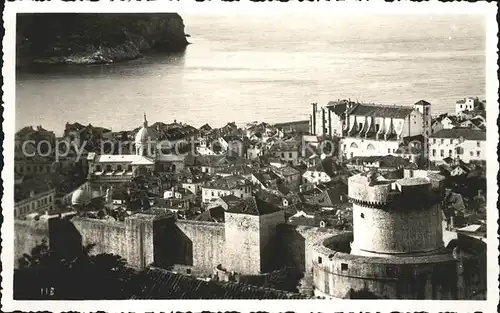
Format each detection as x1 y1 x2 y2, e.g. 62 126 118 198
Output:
289 152 292 158
440 139 444 145
388 148 391 153
39 165 44 172
96 165 102 172
477 151 480 157
127 165 132 171
440 150 444 157
106 165 112 172
26 166 31 172
432 149 436 157
477 141 480 147
470 151 474 157
186 269 192 275
117 165 123 171
19 166 24 173
211 191 214 197
318 257 322 264
448 150 452 156
360 213 364 218
33 166 37 173
433 139 436 144
341 263 348 271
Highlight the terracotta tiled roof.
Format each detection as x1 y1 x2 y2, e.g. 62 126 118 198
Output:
203 175 250 190
326 99 357 117
132 268 304 299
227 197 281 216
15 177 54 203
65 122 86 132
195 205 225 222
430 128 486 141
348 103 414 119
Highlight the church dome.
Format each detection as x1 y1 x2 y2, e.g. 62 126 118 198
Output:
71 188 89 206
135 113 156 144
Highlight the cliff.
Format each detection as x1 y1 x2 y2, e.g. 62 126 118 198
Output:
16 13 189 66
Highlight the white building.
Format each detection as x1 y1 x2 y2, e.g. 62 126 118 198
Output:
455 97 479 115
269 140 300 166
202 175 253 203
339 100 431 160
87 115 185 185
429 128 486 164
15 179 57 219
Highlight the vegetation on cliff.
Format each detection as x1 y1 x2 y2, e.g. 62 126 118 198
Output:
16 13 189 65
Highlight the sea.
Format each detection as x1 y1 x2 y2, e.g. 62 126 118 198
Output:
15 14 486 136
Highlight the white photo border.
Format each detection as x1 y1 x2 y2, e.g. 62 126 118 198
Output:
2 1 498 312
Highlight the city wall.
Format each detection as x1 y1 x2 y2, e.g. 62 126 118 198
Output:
72 217 128 258
14 219 50 266
259 210 285 272
311 233 484 300
224 213 261 275
174 219 225 275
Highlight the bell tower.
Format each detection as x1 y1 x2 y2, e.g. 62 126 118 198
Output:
414 100 432 166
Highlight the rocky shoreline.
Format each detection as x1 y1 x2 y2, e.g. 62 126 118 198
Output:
17 13 190 66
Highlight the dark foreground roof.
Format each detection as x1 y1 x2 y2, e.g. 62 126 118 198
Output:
132 268 304 299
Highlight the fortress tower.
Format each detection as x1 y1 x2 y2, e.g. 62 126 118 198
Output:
349 170 444 257
310 169 484 299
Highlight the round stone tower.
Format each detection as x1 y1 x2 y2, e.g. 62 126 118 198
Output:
348 171 444 257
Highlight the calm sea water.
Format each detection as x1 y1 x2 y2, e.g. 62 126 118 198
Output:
16 14 485 135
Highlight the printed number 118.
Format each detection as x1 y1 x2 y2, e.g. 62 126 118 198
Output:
41 287 55 297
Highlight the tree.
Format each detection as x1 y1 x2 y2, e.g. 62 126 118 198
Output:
14 241 138 300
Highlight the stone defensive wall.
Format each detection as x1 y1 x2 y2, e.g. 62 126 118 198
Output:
311 232 481 299
14 218 51 266
276 224 343 273
72 217 128 258
173 219 225 275
15 213 175 269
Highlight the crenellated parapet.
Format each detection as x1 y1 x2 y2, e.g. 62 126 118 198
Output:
348 171 445 211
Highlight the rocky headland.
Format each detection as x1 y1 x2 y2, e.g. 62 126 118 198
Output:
16 13 190 66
